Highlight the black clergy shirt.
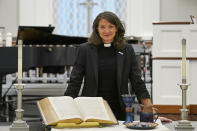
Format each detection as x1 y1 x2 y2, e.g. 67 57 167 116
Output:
97 43 125 120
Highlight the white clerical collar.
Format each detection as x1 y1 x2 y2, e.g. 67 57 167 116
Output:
103 43 111 47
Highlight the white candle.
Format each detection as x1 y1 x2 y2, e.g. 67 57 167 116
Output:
182 39 186 81
18 40 23 83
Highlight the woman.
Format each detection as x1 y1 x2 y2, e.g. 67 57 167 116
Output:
65 11 171 122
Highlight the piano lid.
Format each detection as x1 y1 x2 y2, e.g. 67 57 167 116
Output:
16 26 88 45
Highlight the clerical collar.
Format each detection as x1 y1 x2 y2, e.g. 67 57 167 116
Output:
103 43 111 47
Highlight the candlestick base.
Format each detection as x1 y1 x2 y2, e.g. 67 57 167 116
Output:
175 120 195 131
10 120 29 131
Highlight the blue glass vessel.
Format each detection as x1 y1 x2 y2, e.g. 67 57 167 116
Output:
122 94 135 124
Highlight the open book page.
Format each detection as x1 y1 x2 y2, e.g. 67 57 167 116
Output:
102 100 117 124
74 97 117 124
48 96 83 123
37 98 59 125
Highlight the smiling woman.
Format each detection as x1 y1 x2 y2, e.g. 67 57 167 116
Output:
97 19 117 44
89 11 125 49
65 11 156 121
64 11 152 121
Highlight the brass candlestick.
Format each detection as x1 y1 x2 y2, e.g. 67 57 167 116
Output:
10 40 29 131
175 39 194 131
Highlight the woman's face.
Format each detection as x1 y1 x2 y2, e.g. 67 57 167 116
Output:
97 18 117 43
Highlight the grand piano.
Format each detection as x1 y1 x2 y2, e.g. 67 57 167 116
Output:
0 26 88 103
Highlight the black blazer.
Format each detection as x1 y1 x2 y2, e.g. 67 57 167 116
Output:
65 42 150 110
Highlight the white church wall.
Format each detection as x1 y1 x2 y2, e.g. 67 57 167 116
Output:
152 60 186 105
19 0 53 27
152 58 197 105
152 24 197 58
0 0 19 37
0 0 53 37
125 0 154 38
160 0 197 22
189 61 197 105
126 0 197 38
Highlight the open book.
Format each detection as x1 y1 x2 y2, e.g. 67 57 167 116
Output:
37 96 118 126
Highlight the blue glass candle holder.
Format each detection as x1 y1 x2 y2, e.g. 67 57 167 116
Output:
121 94 135 124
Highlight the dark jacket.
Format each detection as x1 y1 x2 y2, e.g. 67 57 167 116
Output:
65 42 150 110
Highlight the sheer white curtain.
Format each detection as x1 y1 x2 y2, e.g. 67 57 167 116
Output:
52 0 127 37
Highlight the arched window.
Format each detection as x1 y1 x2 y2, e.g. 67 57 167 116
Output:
52 0 127 37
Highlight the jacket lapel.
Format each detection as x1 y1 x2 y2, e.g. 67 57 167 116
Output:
117 49 125 91
89 45 98 88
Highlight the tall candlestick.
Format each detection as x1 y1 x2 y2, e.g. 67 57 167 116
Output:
175 38 194 131
182 39 186 83
18 40 22 84
10 40 29 131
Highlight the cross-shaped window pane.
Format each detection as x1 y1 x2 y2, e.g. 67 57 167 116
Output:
52 0 127 37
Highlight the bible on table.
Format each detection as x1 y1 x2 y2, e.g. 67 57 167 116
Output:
37 96 118 126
